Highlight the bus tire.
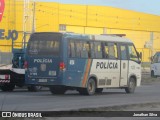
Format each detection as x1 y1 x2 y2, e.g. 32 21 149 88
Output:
79 78 96 95
50 86 66 95
27 85 42 92
95 88 103 93
125 77 136 94
151 71 157 78
0 83 15 92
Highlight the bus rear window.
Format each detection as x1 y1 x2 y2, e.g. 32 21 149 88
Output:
28 40 60 56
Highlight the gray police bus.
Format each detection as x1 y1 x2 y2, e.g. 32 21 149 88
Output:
25 32 141 95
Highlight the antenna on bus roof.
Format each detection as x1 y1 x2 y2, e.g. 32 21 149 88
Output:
100 34 126 37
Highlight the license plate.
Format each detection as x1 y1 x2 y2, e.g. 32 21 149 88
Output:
39 79 47 82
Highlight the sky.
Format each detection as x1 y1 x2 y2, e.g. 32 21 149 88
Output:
39 0 160 16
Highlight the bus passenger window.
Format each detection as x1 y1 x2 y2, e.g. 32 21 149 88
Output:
128 45 139 61
120 45 127 60
94 42 102 59
90 42 95 58
68 41 76 57
103 43 109 58
108 43 118 59
76 42 82 58
81 42 90 58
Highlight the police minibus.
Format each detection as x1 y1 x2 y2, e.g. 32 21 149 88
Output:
25 32 141 95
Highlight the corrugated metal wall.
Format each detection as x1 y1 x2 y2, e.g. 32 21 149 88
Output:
0 1 160 63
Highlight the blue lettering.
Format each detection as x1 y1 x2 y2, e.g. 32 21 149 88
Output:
5 30 12 40
0 29 5 39
0 29 18 41
11 30 18 41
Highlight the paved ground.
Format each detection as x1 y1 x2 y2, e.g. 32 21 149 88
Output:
0 79 160 111
0 70 160 120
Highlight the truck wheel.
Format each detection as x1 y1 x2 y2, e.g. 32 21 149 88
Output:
95 88 103 93
0 83 15 92
27 85 42 92
151 71 157 78
125 77 136 94
50 86 66 95
79 78 96 95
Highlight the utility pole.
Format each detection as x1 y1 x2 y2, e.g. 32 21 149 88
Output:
23 0 30 49
150 32 154 56
23 0 36 48
32 2 36 33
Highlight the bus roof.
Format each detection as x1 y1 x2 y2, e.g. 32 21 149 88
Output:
31 32 133 43
91 34 132 43
63 32 133 43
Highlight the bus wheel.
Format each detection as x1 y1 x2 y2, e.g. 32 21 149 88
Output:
27 85 42 92
0 83 15 92
79 78 96 95
50 86 66 95
95 88 103 93
151 71 157 78
125 77 136 94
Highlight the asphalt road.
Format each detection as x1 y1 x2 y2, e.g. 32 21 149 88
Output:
0 81 160 111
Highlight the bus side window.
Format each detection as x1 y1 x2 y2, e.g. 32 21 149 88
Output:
76 42 82 58
90 42 95 58
68 41 76 57
81 42 90 58
120 45 128 60
94 42 103 59
103 42 109 58
108 43 118 59
128 45 139 61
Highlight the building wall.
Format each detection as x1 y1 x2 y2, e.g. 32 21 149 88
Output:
0 0 160 62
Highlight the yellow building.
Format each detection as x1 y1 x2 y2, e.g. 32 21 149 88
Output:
0 0 160 63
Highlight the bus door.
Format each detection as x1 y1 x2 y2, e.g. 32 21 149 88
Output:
119 44 129 86
104 42 120 87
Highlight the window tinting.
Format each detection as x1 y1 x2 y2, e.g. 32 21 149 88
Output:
90 42 95 58
69 40 91 58
128 45 138 61
94 42 103 59
81 42 89 58
75 42 83 58
120 45 128 60
28 40 60 56
68 41 76 57
103 43 109 58
108 43 118 59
